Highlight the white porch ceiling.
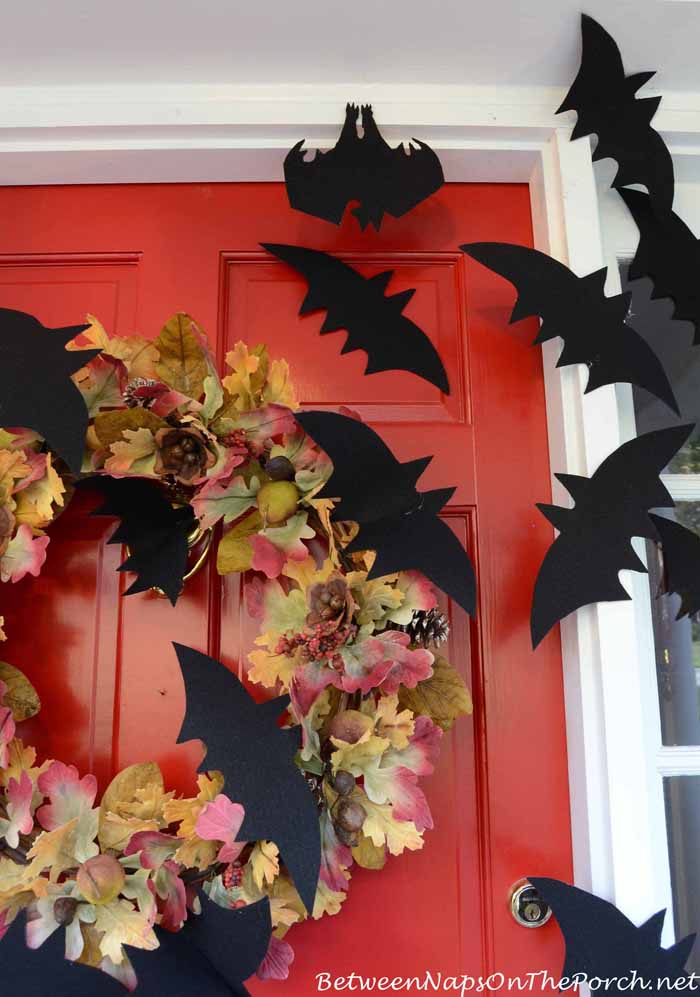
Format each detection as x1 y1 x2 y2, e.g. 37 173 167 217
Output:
3 0 700 90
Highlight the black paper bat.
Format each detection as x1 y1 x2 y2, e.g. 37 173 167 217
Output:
619 187 700 344
262 243 450 393
531 424 694 647
284 102 444 230
650 513 700 619
461 242 679 413
0 308 98 474
528 878 695 993
79 476 196 606
173 642 321 915
294 410 476 616
557 14 674 215
1 894 271 996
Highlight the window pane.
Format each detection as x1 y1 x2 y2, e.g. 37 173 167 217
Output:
664 775 700 974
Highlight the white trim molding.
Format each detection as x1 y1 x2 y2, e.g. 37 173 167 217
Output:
4 79 700 942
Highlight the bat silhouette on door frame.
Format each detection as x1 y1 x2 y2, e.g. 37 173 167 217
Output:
557 13 674 215
531 423 695 647
284 102 444 230
461 242 679 413
262 243 450 393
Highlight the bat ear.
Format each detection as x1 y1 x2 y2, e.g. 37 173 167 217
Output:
555 472 591 505
626 70 656 94
386 288 416 312
638 909 666 947
368 271 394 294
536 502 571 533
666 932 697 970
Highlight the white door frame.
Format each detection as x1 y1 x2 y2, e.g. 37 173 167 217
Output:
3 79 696 934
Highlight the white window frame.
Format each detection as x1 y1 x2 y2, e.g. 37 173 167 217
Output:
3 79 698 936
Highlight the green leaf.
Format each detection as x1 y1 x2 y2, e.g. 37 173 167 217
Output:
94 408 167 447
397 655 472 731
154 313 208 400
0 661 41 721
216 510 262 574
352 832 387 870
201 371 224 423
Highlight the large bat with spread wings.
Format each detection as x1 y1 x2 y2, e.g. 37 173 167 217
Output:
557 14 674 214
295 410 476 616
461 242 678 413
262 243 450 393
531 424 694 647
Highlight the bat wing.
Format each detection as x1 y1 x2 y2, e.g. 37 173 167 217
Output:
619 187 700 343
557 14 629 117
531 878 695 985
557 15 673 213
283 141 350 226
294 409 430 524
347 487 477 617
463 243 677 409
262 243 449 393
650 514 700 618
380 140 444 219
173 644 321 915
530 528 637 647
590 424 693 511
0 309 96 474
79 477 193 606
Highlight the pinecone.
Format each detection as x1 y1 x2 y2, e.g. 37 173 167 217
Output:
397 608 450 648
154 427 216 484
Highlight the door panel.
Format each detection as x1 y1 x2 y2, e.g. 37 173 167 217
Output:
0 182 571 990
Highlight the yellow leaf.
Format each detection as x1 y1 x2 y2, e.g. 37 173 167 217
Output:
0 739 50 788
308 500 340 566
0 450 30 503
163 772 224 868
397 655 473 731
98 814 159 853
249 840 279 889
221 341 263 412
247 647 298 691
100 762 164 817
372 694 414 749
155 313 208 400
13 455 65 529
347 571 402 629
312 879 348 919
264 358 298 410
359 796 424 856
282 556 335 591
330 730 389 775
264 874 306 935
94 409 168 448
216 510 262 575
351 833 387 870
104 428 157 475
172 834 218 871
0 856 48 903
93 898 158 964
0 662 40 721
27 813 99 882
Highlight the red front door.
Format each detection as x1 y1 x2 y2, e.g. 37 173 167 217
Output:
0 181 572 991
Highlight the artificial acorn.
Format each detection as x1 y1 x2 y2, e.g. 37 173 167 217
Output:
335 798 366 834
265 455 296 481
335 825 359 847
53 896 79 926
256 479 299 524
332 770 356 796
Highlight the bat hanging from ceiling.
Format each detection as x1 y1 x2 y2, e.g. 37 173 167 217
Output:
557 13 674 215
173 642 321 916
1 893 272 996
78 476 197 606
531 423 694 647
262 243 450 393
619 187 700 344
294 410 476 616
284 102 444 230
461 242 679 414
0 308 98 474
528 878 695 990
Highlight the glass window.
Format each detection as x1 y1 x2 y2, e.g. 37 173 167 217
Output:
625 265 700 745
664 775 700 975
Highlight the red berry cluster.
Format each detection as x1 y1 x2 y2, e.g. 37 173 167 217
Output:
223 862 243 890
274 620 357 669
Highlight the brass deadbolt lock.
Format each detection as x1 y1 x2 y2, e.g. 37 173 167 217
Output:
510 881 552 928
